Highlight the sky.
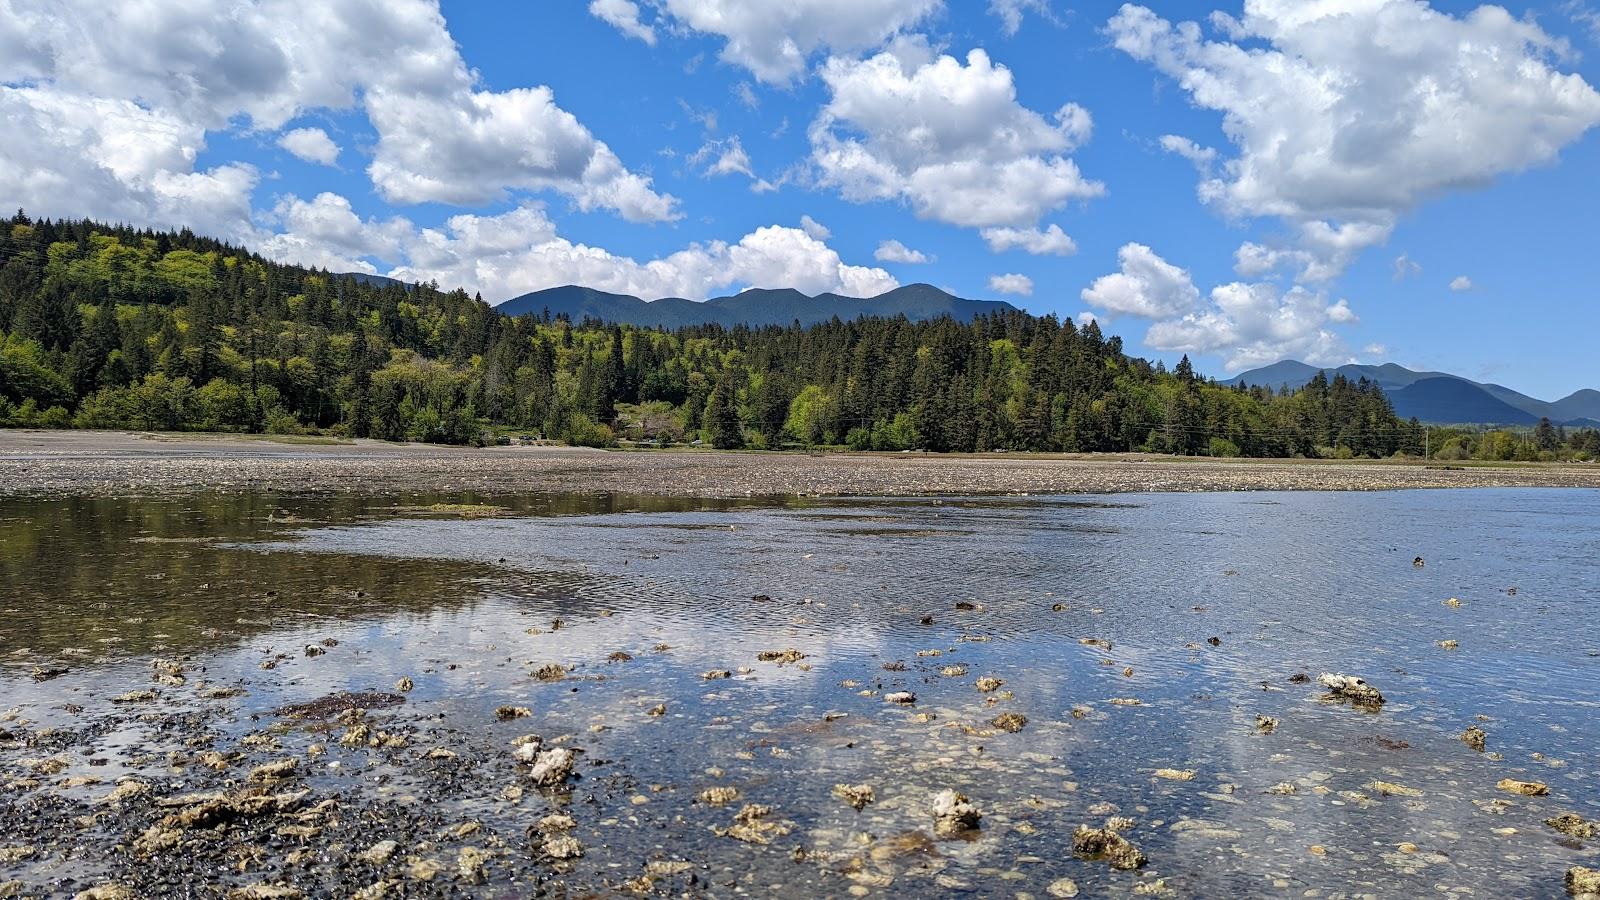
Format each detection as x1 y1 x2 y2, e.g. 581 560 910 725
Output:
2 1 1598 399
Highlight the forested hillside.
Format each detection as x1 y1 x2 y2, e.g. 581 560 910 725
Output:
5 212 1593 460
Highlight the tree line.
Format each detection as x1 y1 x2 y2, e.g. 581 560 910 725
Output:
2 212 1595 460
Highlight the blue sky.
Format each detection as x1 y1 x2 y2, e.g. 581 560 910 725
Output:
3 1 1598 398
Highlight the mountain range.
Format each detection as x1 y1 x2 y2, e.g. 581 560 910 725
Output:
1224 360 1600 427
491 283 1018 329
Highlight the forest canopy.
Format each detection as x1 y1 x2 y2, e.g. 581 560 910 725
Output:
2 212 1594 461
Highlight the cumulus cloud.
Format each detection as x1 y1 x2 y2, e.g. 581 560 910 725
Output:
1109 0 1600 279
0 87 258 242
1 0 677 227
1393 253 1422 281
588 0 656 45
980 224 1076 256
259 198 898 302
799 215 832 240
1084 242 1358 370
1145 282 1355 371
277 127 340 166
811 39 1102 230
611 0 941 83
1081 243 1200 318
875 239 930 263
1449 275 1473 292
988 273 1034 296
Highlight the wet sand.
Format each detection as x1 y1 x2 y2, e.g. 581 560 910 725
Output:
4 429 1599 498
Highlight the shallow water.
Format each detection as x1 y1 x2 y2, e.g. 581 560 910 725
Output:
2 489 1598 897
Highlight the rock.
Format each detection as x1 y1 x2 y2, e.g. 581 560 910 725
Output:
941 665 969 677
1080 638 1113 650
31 666 68 682
991 712 1028 733
885 691 916 705
543 836 583 860
756 649 806 664
975 677 1004 693
226 885 303 899
395 677 413 692
1462 725 1487 752
360 840 400 864
1371 781 1423 798
407 858 443 881
424 748 457 760
1154 769 1196 782
1288 673 1311 684
1266 782 1297 795
1047 878 1080 898
1414 556 1425 567
646 703 667 717
1072 824 1147 870
715 804 792 845
698 787 740 806
1317 673 1385 709
247 759 298 783
457 847 489 883
511 735 544 761
1437 640 1459 650
1568 866 1600 896
1255 715 1279 734
930 789 981 836
74 887 136 900
833 783 875 810
702 670 732 680
529 748 576 786
608 651 633 662
111 690 157 703
536 814 576 832
495 705 531 721
1497 778 1549 797
1547 814 1596 839
304 644 326 657
533 663 566 682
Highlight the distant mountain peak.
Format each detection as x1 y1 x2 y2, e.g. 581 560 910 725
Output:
1225 360 1599 426
493 283 1019 329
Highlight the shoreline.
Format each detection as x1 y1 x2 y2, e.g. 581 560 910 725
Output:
3 429 1598 498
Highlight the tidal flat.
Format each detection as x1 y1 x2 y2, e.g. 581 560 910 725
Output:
2 488 1599 898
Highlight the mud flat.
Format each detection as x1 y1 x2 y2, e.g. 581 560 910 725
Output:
3 429 1598 498
2 488 1599 897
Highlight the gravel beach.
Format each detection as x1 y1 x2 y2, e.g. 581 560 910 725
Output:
4 429 1598 498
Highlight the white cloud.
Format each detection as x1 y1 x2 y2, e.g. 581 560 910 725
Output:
1082 243 1200 318
989 0 1054 37
875 239 930 263
1110 1 1600 279
1393 253 1422 281
799 215 831 240
1144 281 1355 371
1159 134 1216 168
811 39 1102 230
588 0 656 45
258 192 411 273
1449 275 1473 292
0 87 258 242
988 273 1034 296
277 126 340 166
1 0 678 227
690 137 754 178
980 224 1076 256
628 0 942 83
1363 343 1388 357
1086 241 1358 370
260 198 899 302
